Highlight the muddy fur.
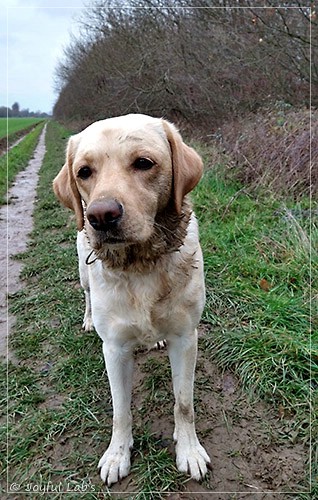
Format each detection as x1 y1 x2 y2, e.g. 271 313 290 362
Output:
84 198 193 272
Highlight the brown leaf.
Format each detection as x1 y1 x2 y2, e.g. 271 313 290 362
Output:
260 278 271 292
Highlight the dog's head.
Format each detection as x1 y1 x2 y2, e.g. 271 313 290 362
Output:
53 114 203 250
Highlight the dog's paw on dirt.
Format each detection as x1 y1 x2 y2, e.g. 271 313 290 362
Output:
98 444 132 486
175 440 211 481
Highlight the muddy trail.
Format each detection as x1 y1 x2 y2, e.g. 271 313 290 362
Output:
2 125 309 498
0 125 47 360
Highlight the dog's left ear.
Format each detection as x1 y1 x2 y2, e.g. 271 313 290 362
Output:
53 135 84 230
162 120 203 214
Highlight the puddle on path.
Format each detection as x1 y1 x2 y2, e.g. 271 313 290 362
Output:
0 124 47 361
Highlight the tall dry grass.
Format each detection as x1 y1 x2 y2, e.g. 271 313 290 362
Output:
221 106 316 199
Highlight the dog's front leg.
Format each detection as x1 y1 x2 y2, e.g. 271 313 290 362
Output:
98 341 134 486
77 231 94 331
168 328 210 481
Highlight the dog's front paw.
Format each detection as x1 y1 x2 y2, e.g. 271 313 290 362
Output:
98 445 131 486
82 314 94 332
176 440 211 481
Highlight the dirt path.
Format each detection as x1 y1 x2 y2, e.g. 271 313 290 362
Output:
0 124 47 361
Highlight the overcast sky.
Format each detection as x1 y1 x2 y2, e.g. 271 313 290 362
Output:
1 0 89 114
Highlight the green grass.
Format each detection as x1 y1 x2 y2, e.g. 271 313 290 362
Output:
2 122 316 497
192 145 317 496
192 161 315 412
130 430 185 499
0 122 45 203
0 117 44 140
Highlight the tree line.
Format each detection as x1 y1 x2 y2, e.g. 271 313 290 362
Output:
53 0 316 131
0 102 49 119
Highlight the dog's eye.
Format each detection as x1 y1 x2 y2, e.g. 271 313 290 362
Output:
78 166 92 179
133 157 155 171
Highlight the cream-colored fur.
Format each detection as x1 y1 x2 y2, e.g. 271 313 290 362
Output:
53 114 210 486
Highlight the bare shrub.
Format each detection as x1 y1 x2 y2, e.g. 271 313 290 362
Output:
221 106 317 198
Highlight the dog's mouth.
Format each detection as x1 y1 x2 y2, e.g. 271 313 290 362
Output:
85 222 143 250
89 229 130 248
97 236 129 248
103 237 126 245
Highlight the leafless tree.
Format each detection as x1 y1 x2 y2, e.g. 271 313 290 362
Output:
53 0 316 128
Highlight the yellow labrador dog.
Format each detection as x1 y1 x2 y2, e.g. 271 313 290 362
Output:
53 114 210 486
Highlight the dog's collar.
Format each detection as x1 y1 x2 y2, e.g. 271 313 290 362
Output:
85 249 98 265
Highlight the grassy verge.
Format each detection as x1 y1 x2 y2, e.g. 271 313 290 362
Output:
0 122 45 204
194 147 314 410
2 121 316 497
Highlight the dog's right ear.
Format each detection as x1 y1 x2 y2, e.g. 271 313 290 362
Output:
53 136 84 231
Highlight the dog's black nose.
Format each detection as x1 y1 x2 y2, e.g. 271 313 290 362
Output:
86 199 123 231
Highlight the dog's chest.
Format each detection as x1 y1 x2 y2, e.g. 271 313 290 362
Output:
89 261 178 345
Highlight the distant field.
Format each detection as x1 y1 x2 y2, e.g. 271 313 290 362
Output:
0 117 44 139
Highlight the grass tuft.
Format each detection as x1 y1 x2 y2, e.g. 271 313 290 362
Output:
130 430 185 499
